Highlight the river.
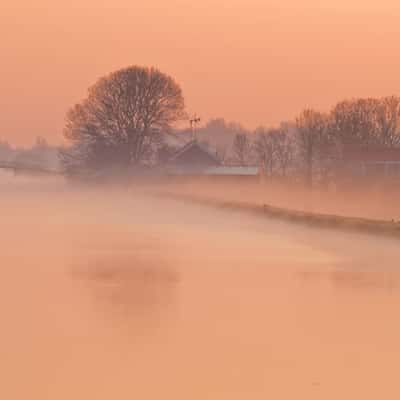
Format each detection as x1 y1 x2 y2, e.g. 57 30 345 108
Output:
1 177 400 399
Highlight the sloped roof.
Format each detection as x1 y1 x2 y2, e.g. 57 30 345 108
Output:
168 140 220 164
163 131 188 148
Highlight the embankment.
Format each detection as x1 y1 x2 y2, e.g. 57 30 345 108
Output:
155 190 400 239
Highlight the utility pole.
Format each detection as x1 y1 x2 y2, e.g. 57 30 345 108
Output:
190 114 201 141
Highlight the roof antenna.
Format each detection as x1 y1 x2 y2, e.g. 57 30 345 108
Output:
190 114 201 141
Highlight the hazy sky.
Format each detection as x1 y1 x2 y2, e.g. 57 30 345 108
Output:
2 0 400 145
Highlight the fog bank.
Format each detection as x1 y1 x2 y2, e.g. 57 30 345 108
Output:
1 176 400 399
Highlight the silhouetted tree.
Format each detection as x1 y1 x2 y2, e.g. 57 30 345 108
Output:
296 109 328 186
375 96 400 147
232 133 251 166
253 127 277 175
330 98 379 146
328 97 400 166
328 97 400 147
253 125 295 177
61 66 186 174
273 124 296 177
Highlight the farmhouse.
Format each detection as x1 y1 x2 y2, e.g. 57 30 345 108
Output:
166 140 220 173
163 139 260 182
343 145 400 179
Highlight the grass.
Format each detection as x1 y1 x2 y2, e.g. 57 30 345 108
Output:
156 191 400 239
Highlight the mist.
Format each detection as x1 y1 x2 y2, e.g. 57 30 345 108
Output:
3 0 400 395
1 173 400 399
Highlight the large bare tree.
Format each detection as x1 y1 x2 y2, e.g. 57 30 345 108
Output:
61 66 186 173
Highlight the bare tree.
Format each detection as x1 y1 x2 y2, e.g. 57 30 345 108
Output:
253 127 277 176
330 98 380 145
61 66 186 174
375 96 400 147
253 125 295 178
274 124 295 177
328 96 400 164
296 109 328 187
232 133 251 166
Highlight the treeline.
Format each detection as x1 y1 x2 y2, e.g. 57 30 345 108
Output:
58 64 400 185
0 137 60 171
221 97 400 186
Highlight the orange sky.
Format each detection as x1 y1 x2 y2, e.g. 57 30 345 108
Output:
2 0 400 145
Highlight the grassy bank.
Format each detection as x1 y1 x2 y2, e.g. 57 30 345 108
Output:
156 191 400 239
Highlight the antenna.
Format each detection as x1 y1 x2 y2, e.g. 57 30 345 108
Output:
190 114 201 140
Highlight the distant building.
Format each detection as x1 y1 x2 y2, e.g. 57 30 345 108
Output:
343 145 400 178
166 140 221 174
162 140 260 182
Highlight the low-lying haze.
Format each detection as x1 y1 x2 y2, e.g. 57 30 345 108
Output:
1 174 400 398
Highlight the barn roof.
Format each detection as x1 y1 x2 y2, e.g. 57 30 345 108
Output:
163 131 188 148
168 140 220 164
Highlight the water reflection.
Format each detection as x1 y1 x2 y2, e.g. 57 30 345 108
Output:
70 255 179 316
2 180 400 399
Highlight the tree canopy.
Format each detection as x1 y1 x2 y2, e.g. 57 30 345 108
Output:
61 66 186 173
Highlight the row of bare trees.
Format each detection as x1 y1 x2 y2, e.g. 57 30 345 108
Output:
0 137 60 171
232 125 295 176
331 97 400 147
231 97 400 186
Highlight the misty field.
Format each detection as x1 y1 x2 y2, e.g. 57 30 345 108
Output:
1 174 400 399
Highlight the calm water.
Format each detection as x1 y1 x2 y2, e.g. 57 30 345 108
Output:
1 177 400 399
